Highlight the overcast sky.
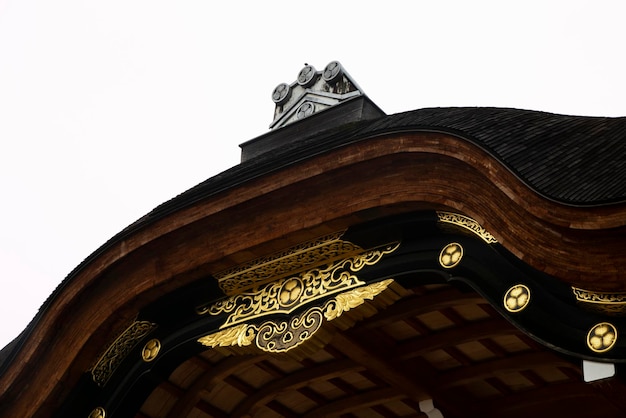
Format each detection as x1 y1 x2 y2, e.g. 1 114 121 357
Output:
1 1 625 349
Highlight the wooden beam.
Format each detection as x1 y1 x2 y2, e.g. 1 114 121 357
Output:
301 387 403 418
475 381 620 418
435 351 578 390
166 354 263 418
590 376 626 412
230 359 363 418
393 317 521 360
330 332 432 402
352 289 485 331
194 399 230 418
264 400 301 418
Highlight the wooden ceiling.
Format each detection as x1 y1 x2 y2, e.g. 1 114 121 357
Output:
134 282 626 418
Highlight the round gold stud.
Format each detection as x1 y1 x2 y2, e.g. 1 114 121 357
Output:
88 407 105 418
504 284 531 312
279 278 304 307
439 243 463 268
142 338 161 362
587 322 617 353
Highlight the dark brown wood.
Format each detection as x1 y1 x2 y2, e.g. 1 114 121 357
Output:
301 387 403 418
230 359 362 418
2 131 625 417
352 288 486 332
330 332 432 402
394 318 522 360
435 351 578 390
478 381 623 418
166 355 263 418
193 400 230 418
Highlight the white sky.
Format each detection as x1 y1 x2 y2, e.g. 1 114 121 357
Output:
1 1 625 349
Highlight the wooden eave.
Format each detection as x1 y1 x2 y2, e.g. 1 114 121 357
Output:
0 107 625 418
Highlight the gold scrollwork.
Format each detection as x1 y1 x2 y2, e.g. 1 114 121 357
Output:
256 307 325 353
436 211 498 244
198 279 394 354
91 321 156 387
504 284 531 313
587 322 618 353
216 231 363 294
572 287 626 316
198 243 400 328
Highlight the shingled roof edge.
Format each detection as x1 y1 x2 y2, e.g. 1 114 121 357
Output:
2 106 624 376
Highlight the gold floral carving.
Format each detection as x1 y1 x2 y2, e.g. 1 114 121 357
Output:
572 287 626 316
91 321 156 387
436 211 498 244
215 231 363 294
198 279 394 353
197 243 400 327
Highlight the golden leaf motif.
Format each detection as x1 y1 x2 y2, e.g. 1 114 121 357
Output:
324 280 394 320
198 324 255 348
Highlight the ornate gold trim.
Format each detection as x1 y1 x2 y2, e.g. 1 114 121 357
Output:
439 243 463 269
198 279 394 353
572 287 626 304
572 287 626 316
255 306 326 353
504 284 531 313
587 322 617 353
436 211 498 244
215 231 363 294
197 243 400 327
91 321 156 387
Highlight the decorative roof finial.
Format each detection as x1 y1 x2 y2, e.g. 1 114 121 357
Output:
269 61 364 129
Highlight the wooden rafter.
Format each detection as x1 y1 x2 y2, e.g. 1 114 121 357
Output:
230 359 363 417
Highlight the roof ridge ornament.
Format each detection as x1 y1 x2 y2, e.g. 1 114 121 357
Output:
270 61 365 129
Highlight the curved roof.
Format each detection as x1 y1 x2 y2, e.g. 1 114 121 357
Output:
1 102 626 418
3 105 626 365
149 106 626 229
366 107 626 205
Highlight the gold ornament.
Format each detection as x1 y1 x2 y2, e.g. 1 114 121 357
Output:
199 243 400 328
587 322 617 353
504 284 531 313
198 280 394 354
88 407 106 418
142 339 161 362
439 243 463 268
572 287 626 316
91 321 156 386
215 231 363 294
436 211 498 244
